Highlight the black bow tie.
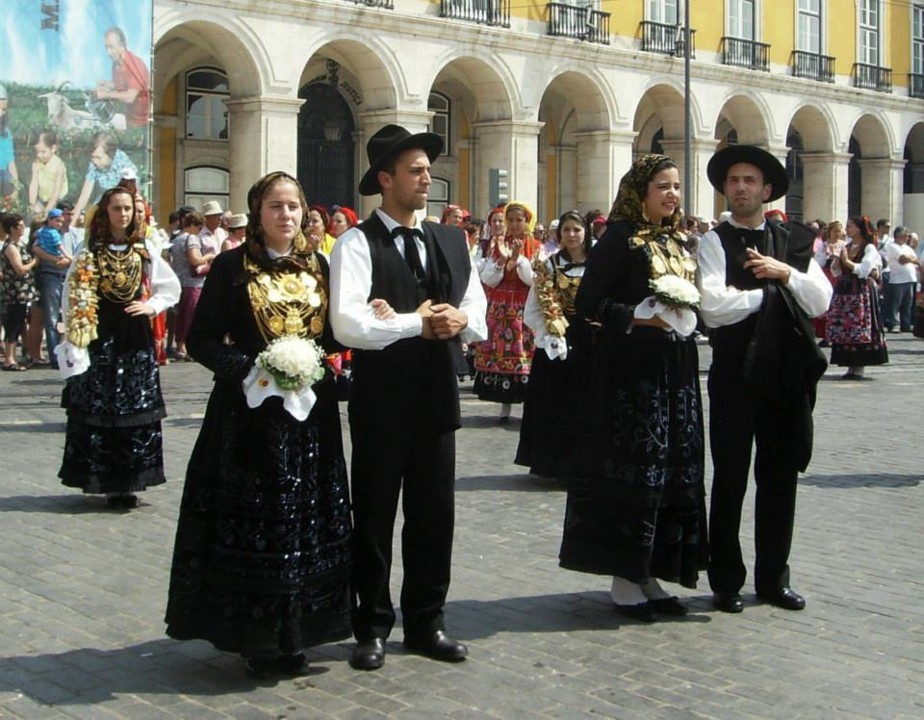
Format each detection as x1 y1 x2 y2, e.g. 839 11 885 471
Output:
391 226 425 280
390 226 424 240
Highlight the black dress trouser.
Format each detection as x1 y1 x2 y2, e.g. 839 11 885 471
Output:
349 411 456 642
706 364 798 596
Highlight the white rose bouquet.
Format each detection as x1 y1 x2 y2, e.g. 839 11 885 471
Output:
649 275 701 310
244 336 327 421
256 335 326 391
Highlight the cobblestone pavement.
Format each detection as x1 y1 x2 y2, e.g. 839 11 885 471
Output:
0 335 922 719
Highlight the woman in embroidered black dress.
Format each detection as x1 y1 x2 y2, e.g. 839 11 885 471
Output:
514 210 590 478
560 155 707 621
57 187 180 508
165 172 353 677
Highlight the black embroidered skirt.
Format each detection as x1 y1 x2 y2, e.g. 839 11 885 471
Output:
59 337 167 494
165 382 352 657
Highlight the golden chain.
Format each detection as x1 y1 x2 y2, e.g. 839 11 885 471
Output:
96 245 143 302
244 253 328 343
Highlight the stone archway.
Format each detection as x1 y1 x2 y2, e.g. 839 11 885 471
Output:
297 65 357 209
903 122 924 231
848 114 893 220
786 105 836 222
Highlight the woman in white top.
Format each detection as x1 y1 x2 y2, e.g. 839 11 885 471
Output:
826 215 889 379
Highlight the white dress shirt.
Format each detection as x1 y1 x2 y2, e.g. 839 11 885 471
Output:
329 209 487 350
697 219 833 329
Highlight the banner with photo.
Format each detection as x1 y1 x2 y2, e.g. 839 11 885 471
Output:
1 0 153 224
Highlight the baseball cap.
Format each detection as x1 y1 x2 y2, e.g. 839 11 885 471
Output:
120 168 138 181
47 208 64 219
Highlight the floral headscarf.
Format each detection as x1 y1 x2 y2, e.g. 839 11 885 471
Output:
607 154 683 232
608 154 693 282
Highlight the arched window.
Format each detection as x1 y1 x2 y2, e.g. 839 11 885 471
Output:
186 68 229 141
428 92 451 156
185 166 229 209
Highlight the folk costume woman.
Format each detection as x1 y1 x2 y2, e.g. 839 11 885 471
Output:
560 155 707 621
473 201 541 421
57 187 180 508
165 172 353 678
515 210 590 478
826 215 889 379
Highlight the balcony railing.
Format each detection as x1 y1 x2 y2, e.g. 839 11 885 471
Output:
721 36 770 71
343 0 393 7
548 4 610 44
791 51 835 83
639 21 696 58
441 0 510 27
852 63 892 93
909 73 924 99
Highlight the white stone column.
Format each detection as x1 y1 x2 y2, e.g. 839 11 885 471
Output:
659 137 718 221
551 145 578 215
859 157 907 224
356 110 434 216
225 95 304 210
472 120 543 217
800 152 852 223
572 130 636 215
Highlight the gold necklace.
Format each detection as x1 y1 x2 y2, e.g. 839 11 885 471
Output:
245 253 328 342
97 245 143 302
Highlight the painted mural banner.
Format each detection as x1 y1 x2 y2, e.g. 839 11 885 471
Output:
0 0 152 223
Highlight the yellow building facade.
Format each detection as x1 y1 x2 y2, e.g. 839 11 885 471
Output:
152 0 924 228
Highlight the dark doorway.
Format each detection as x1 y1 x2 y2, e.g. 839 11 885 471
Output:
848 135 861 218
297 82 355 209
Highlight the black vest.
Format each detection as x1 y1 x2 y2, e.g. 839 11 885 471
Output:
709 220 827 471
349 214 472 433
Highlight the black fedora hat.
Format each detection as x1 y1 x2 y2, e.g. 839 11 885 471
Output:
358 124 443 196
707 145 789 202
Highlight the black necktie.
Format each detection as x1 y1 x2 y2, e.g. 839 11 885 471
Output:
391 226 425 281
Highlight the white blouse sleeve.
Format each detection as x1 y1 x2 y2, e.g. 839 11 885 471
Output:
144 240 181 315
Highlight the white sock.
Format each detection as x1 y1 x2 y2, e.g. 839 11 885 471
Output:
610 576 648 606
641 577 672 600
499 403 511 418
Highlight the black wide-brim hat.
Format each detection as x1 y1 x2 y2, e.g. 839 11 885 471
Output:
707 145 789 202
358 124 443 196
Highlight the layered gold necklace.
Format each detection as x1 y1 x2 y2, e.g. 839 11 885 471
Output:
96 243 144 302
244 253 327 342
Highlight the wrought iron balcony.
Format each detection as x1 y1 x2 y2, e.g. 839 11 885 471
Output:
639 21 696 58
791 51 835 83
547 4 610 44
909 73 924 99
852 63 892 93
721 36 770 71
343 0 393 7
441 0 510 27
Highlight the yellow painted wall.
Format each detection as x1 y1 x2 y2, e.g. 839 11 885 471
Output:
829 1 856 76
690 2 725 56
155 77 178 223
763 2 795 65
888 0 912 81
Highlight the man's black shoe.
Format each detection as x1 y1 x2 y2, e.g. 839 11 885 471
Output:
757 587 806 611
712 592 744 613
404 630 468 662
350 638 386 670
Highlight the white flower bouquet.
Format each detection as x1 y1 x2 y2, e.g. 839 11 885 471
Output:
649 275 701 310
244 336 327 421
256 335 326 391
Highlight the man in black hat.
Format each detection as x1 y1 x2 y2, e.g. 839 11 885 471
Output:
697 145 832 614
329 124 487 670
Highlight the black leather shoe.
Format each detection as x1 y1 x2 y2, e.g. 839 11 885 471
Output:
350 638 386 670
613 602 656 622
757 587 806 611
649 596 688 617
404 630 468 662
712 592 744 613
